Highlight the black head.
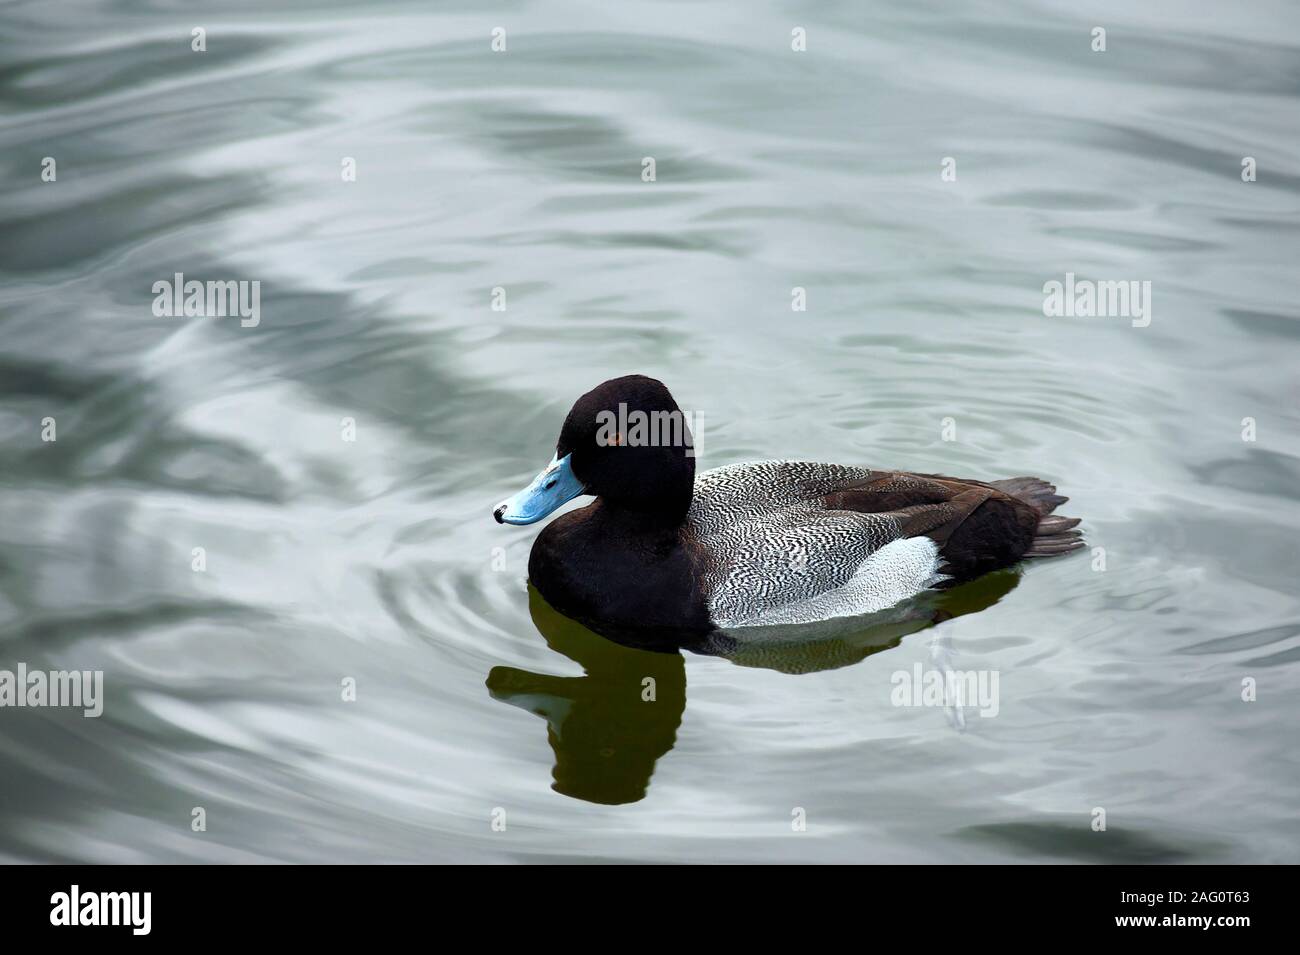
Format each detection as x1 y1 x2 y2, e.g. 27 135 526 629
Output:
558 375 696 521
493 375 696 526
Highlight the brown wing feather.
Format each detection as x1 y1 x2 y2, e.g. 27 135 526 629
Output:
819 470 1055 579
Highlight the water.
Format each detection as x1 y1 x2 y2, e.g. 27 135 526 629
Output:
1 0 1298 863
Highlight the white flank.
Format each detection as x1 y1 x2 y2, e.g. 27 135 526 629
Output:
715 537 944 628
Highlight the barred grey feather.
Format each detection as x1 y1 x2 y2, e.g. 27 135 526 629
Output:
683 461 945 627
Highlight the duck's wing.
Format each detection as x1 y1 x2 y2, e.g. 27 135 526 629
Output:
686 463 961 627
690 461 999 544
819 470 1002 544
822 469 1079 572
686 462 1055 628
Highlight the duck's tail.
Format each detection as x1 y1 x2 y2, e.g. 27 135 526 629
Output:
990 477 1085 558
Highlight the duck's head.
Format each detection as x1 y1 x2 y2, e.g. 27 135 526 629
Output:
493 375 695 525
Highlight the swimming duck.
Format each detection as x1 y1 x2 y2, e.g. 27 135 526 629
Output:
493 375 1082 637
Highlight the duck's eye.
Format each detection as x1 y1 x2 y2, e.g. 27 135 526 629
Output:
544 479 556 490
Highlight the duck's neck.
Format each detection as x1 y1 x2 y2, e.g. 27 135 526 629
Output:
591 494 691 537
587 448 695 529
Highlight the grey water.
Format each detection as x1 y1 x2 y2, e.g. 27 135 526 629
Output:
1 0 1298 863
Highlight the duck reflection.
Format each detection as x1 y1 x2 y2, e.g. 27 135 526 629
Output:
487 571 1020 805
487 586 686 805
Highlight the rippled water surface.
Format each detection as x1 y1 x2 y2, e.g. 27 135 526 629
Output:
2 0 1298 863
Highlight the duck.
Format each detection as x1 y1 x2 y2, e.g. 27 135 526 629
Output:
493 375 1083 639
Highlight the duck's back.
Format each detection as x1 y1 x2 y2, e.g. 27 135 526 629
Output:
684 461 1080 628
